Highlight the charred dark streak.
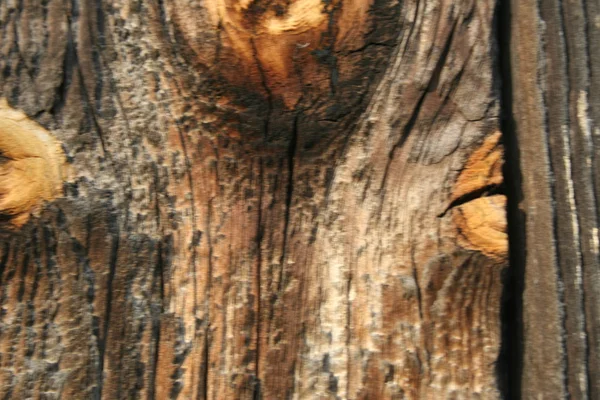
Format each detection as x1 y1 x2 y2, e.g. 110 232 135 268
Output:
153 163 162 230
156 0 170 41
213 19 224 66
211 144 221 194
291 47 309 107
50 15 76 115
250 38 273 141
199 327 210 400
0 242 9 287
345 41 395 55
323 0 341 94
328 54 339 97
98 226 120 398
252 377 262 400
95 0 106 46
277 112 299 293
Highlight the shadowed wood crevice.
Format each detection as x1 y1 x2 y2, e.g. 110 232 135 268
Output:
495 0 525 396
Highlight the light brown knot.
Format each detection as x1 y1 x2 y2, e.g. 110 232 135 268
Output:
447 131 508 261
0 99 65 228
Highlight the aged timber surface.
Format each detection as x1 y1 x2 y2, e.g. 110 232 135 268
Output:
0 0 507 398
506 0 600 399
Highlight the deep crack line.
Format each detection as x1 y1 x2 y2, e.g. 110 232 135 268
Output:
496 0 524 398
250 38 274 141
277 112 299 294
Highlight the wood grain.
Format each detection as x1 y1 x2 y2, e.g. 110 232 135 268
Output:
0 0 507 398
507 0 600 398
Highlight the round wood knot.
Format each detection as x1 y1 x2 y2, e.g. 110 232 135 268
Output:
446 131 508 261
0 99 65 228
453 195 508 261
173 0 392 108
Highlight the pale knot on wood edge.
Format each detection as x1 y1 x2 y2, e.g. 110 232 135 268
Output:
0 99 65 228
454 195 508 261
447 131 508 261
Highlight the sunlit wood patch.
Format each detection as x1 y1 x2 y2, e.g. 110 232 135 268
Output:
0 99 65 228
448 131 507 260
453 195 508 261
201 0 373 106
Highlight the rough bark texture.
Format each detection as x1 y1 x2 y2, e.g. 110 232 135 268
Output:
0 0 508 398
506 0 600 398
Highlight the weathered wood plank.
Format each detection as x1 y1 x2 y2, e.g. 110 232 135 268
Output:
508 0 600 398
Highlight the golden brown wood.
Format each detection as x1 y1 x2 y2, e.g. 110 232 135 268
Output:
505 0 600 397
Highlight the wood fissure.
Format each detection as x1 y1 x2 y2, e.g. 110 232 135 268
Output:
98 228 120 397
278 112 298 294
492 3 523 390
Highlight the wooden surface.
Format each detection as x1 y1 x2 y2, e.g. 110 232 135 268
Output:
506 0 600 398
0 0 508 398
